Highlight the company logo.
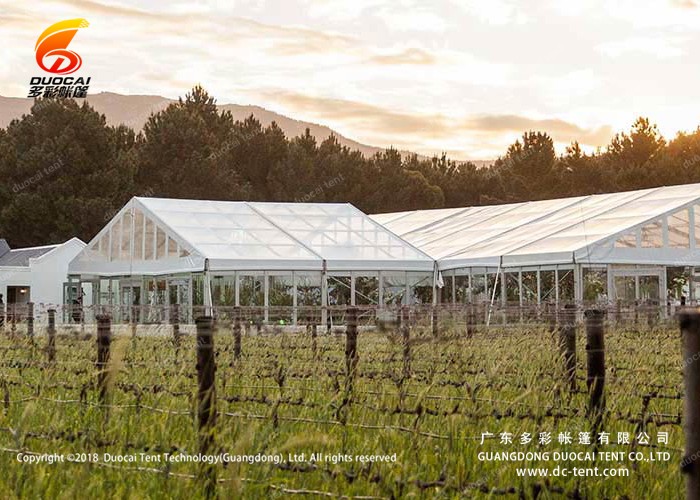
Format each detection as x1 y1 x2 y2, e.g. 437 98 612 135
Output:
28 19 92 98
35 18 89 74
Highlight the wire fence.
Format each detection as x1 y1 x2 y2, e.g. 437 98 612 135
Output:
0 303 693 497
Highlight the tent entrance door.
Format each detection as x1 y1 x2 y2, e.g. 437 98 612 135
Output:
120 284 141 323
167 279 190 324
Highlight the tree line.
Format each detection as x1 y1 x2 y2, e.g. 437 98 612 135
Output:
1 85 700 248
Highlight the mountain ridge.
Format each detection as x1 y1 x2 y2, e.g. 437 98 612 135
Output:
0 92 492 166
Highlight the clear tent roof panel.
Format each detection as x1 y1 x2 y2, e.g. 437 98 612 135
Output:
138 199 322 263
249 202 432 263
136 198 433 270
440 189 652 261
372 183 700 267
376 207 469 238
413 197 585 257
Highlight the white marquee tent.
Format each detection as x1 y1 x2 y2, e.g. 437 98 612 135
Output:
68 197 435 324
372 183 700 306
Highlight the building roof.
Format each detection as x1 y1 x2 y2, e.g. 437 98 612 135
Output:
372 183 700 269
69 197 435 275
0 243 60 267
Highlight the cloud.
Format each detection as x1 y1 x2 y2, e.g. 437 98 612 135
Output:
376 7 449 32
301 0 386 21
464 115 614 146
55 0 357 55
671 0 698 8
369 47 437 65
55 0 163 21
261 90 614 149
601 0 700 28
458 0 527 25
597 36 687 58
262 91 439 135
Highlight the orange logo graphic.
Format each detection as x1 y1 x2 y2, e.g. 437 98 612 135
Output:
35 18 89 75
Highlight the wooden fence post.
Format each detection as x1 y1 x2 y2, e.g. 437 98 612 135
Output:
233 306 242 360
196 315 217 497
560 304 577 393
547 302 557 335
467 305 476 338
96 314 111 404
308 309 318 357
171 303 180 345
680 311 700 500
47 309 56 363
130 304 137 339
26 302 34 339
10 304 16 336
345 307 358 375
646 299 658 329
402 306 411 379
585 309 605 431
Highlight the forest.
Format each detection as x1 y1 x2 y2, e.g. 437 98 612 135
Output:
2 85 700 248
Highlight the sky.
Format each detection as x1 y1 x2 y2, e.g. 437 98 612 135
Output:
1 0 699 160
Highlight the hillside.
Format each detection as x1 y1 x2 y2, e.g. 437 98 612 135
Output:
0 92 491 166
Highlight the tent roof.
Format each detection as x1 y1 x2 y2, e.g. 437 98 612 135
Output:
71 197 435 274
371 184 700 269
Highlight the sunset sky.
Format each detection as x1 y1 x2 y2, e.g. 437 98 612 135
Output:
1 0 699 160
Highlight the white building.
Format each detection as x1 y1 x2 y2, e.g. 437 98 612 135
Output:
0 238 86 320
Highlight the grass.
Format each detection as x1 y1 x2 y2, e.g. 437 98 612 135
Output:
0 319 685 499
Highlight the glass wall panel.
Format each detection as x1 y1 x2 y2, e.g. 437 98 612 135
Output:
540 271 556 302
110 222 120 261
328 275 352 306
639 276 660 300
119 214 131 260
296 273 322 306
669 209 690 248
408 272 432 304
134 209 144 260
167 237 179 258
615 232 637 248
192 274 205 307
269 274 293 323
696 206 700 247
454 271 469 303
471 274 487 303
439 272 454 304
99 278 112 306
156 228 166 259
505 273 520 303
144 219 155 259
667 266 687 301
583 268 607 302
521 272 538 304
614 276 635 301
239 275 264 306
558 269 575 302
99 233 109 258
355 275 379 306
641 220 663 248
486 273 501 303
382 272 406 306
212 275 235 306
